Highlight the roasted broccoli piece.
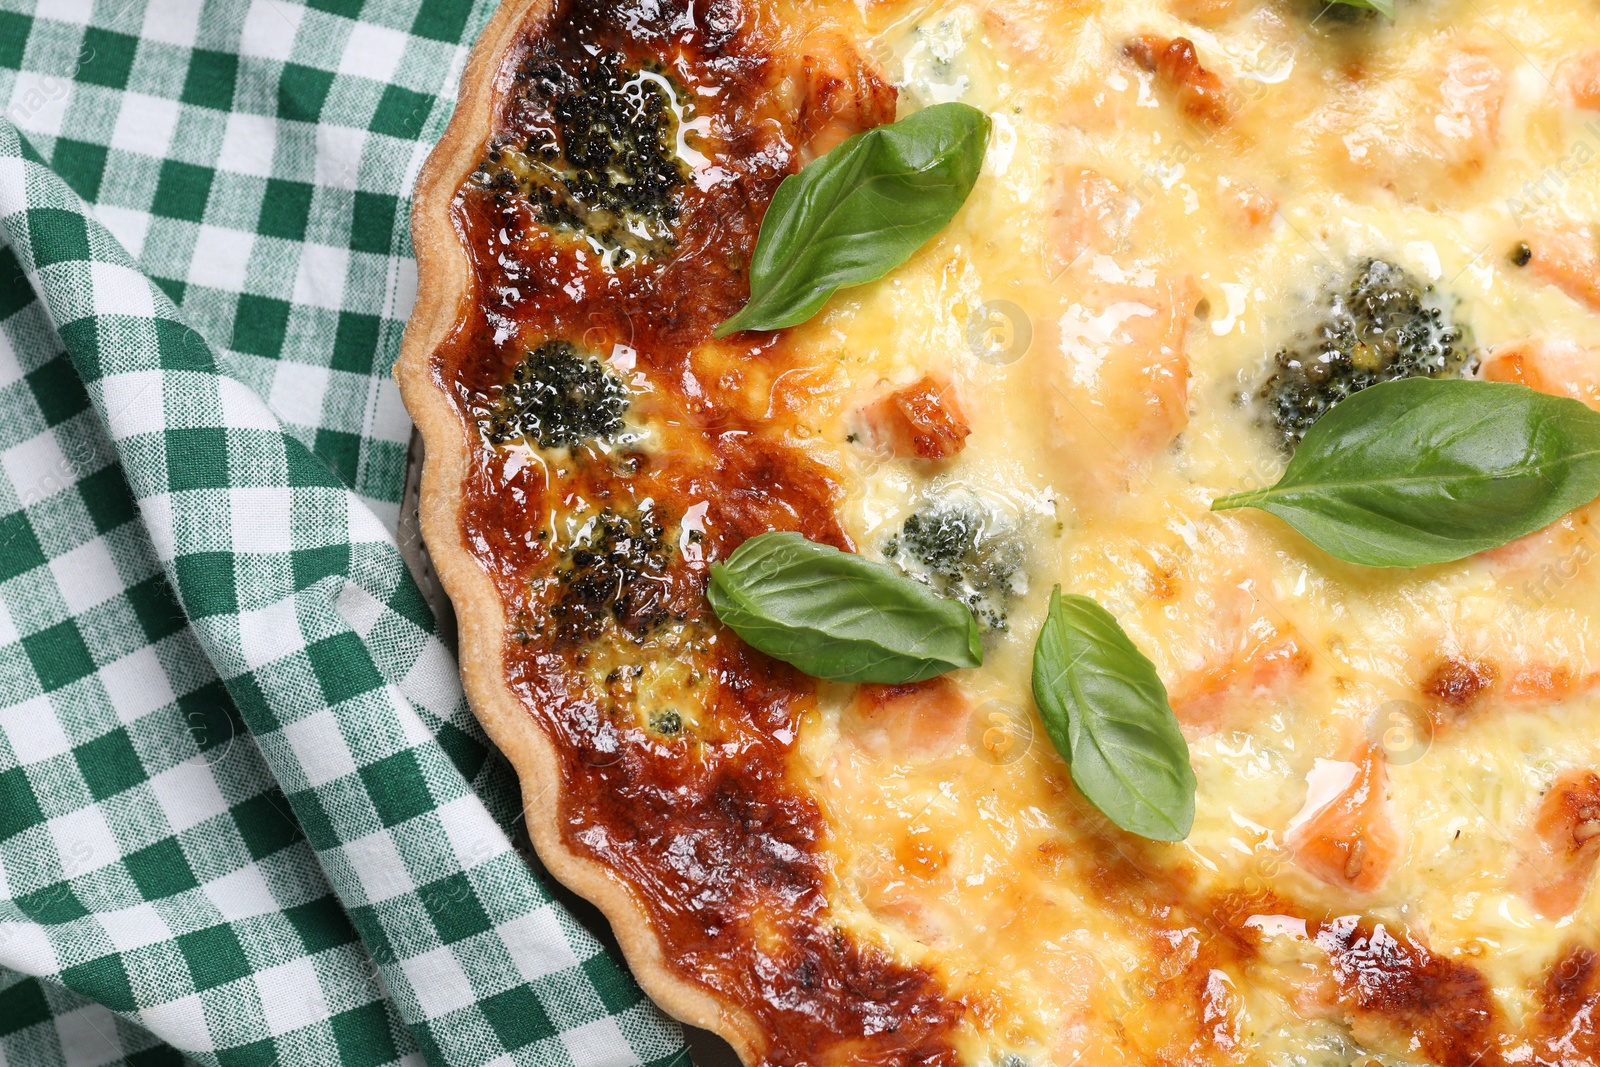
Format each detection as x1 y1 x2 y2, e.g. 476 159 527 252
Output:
553 507 670 643
648 708 682 736
480 52 688 262
883 500 1024 631
1259 259 1467 449
1315 2 1381 23
481 340 628 450
1295 0 1388 27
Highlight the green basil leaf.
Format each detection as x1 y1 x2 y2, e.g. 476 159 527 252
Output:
707 531 982 683
1212 378 1600 568
713 102 990 338
1031 587 1195 842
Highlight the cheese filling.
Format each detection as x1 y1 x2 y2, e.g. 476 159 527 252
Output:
748 0 1600 1062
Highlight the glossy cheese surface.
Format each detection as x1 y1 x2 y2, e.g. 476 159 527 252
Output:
786 1 1600 1063
436 0 1600 1063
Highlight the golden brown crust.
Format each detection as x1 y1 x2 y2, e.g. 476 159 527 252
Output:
398 6 972 1063
394 0 763 1059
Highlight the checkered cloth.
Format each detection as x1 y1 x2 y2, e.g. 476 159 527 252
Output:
0 3 686 1066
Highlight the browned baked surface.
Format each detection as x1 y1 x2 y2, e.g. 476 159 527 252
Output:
395 2 964 1063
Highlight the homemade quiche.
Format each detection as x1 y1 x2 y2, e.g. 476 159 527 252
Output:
395 0 1600 1063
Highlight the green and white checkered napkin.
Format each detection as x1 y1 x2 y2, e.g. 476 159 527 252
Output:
0 2 687 1065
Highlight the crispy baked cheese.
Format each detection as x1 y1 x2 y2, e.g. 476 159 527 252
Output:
402 0 1600 1064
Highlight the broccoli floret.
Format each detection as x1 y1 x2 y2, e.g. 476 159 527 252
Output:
480 340 628 450
1314 2 1380 23
1259 259 1467 449
553 507 670 644
480 52 688 263
883 501 1024 631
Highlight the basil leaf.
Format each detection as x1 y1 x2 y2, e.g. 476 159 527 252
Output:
1031 588 1195 841
713 102 990 338
1213 378 1600 568
707 531 982 683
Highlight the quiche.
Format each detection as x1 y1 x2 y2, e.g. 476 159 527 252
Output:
395 0 1600 1063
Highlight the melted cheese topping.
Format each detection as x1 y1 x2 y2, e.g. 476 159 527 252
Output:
749 0 1600 1062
